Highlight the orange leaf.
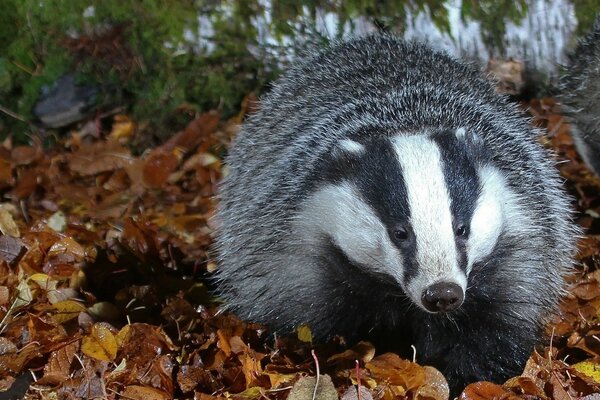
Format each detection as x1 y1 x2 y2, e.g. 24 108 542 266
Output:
366 353 426 390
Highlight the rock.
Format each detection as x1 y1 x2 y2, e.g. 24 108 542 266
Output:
33 74 98 128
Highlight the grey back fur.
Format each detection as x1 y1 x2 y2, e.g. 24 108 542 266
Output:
560 15 600 175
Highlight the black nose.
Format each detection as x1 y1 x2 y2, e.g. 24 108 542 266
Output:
421 282 464 312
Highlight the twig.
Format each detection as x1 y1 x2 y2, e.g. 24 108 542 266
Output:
355 360 362 400
0 104 27 122
311 349 320 400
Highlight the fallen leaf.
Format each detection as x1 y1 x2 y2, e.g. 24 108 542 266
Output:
287 375 338 400
52 300 88 324
0 236 26 266
341 385 374 400
0 208 20 237
81 323 118 361
459 381 511 400
573 361 600 384
366 353 426 391
121 385 172 400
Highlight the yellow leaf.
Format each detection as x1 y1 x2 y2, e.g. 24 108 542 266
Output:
116 325 131 347
235 386 263 400
109 115 135 141
297 324 313 344
0 207 19 237
52 300 87 324
28 273 57 292
82 323 118 361
573 360 600 383
267 372 297 388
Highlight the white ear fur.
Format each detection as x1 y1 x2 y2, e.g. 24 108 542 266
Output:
336 139 365 155
455 127 482 144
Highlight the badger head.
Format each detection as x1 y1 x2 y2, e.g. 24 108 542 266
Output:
296 128 510 314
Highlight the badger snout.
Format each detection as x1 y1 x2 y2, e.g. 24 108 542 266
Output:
421 282 464 312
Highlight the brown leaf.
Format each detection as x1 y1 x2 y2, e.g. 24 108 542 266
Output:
143 149 180 188
366 353 426 391
328 341 376 367
0 156 13 187
459 381 512 400
0 343 42 375
414 366 450 400
69 140 134 176
0 286 9 305
122 385 172 400
11 144 42 166
160 112 220 153
38 341 79 385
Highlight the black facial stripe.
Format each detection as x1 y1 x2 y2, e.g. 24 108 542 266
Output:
431 129 483 272
351 138 419 284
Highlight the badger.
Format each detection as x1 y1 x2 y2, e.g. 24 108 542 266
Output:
214 35 578 394
560 15 600 175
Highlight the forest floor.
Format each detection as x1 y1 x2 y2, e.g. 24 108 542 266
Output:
1 98 600 400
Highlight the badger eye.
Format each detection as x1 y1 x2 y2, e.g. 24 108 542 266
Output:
393 228 409 241
455 225 469 237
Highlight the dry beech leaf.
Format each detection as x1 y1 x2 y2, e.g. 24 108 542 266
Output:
39 341 79 385
572 361 600 384
366 353 426 391
287 375 338 400
0 286 9 305
0 235 25 266
143 149 180 188
414 366 450 400
121 385 172 400
109 115 135 141
0 337 17 355
81 323 118 361
328 341 376 366
52 300 88 324
459 381 511 400
341 385 374 400
0 208 19 237
69 140 134 176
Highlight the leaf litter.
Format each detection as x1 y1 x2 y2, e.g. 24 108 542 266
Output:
0 98 599 399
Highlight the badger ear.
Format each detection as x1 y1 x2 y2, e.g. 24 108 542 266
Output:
455 127 490 162
332 139 366 158
454 127 481 143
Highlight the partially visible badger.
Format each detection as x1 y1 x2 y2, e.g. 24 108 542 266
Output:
560 15 600 174
215 35 578 394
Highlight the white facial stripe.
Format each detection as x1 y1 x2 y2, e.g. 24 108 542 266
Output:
467 165 505 270
391 135 467 303
338 139 365 154
293 182 404 281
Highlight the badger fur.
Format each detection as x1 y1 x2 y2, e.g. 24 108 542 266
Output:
560 15 600 175
215 35 578 393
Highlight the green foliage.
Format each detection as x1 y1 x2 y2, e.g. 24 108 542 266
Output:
461 0 528 51
1 0 597 145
